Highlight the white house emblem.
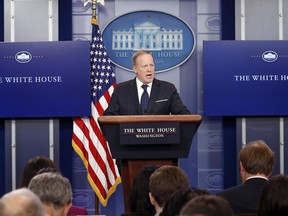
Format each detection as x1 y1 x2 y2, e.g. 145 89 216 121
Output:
103 11 195 73
15 51 32 63
262 51 278 62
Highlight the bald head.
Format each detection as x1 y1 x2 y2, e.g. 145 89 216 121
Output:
0 188 45 216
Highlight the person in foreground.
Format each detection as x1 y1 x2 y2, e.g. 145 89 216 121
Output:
0 188 45 216
121 165 159 216
258 174 288 216
149 165 190 216
160 187 210 216
217 140 275 214
19 156 87 215
179 194 234 216
28 172 73 216
104 50 191 115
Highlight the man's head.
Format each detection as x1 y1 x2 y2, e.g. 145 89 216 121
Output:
239 140 275 181
149 165 189 212
0 188 45 216
28 172 72 216
132 50 155 84
180 195 234 216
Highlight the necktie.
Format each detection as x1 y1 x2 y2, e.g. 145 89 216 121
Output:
140 84 149 114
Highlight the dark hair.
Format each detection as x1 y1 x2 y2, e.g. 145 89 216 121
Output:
180 195 234 216
128 165 159 216
160 187 210 216
258 174 288 216
19 156 60 188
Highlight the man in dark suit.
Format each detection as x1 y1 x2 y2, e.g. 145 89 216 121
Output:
217 140 275 214
104 50 190 115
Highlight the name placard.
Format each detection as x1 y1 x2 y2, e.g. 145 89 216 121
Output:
120 122 180 145
0 41 91 118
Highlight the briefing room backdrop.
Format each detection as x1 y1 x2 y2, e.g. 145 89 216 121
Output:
0 0 288 215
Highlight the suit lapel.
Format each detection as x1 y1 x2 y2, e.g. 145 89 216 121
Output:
147 79 160 114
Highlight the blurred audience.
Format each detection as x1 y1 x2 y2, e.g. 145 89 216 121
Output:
19 156 87 215
0 188 45 216
258 174 288 216
122 165 159 216
180 194 234 216
149 165 190 216
160 187 210 216
28 172 72 216
19 156 60 188
218 140 275 214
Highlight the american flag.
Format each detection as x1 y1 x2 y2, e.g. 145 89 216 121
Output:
72 17 121 207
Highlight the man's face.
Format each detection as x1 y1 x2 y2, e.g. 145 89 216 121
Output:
133 53 155 84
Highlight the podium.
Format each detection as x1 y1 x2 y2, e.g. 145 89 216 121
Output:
98 114 202 212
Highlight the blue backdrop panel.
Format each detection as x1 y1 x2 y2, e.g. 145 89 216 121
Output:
204 40 288 116
0 41 91 118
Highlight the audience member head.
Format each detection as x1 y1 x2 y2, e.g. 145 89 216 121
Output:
19 156 60 188
160 187 210 216
258 174 288 216
28 172 72 216
149 165 189 214
239 140 274 182
180 194 234 216
128 165 159 216
0 188 45 216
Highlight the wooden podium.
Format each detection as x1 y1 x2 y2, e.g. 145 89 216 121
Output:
98 114 202 212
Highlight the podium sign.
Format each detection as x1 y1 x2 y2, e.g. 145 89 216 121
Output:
0 41 91 118
98 115 202 159
120 122 180 145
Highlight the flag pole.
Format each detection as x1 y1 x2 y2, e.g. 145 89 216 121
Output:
92 2 100 215
92 0 97 18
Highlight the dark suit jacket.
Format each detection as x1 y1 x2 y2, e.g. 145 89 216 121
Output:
217 178 268 214
104 78 190 115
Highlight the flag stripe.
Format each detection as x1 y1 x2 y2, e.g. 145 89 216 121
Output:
72 17 121 207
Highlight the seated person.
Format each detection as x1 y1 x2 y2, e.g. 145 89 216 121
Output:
180 195 234 216
19 156 87 215
217 140 275 214
258 174 288 216
0 188 45 216
149 165 190 216
121 165 159 216
160 187 210 216
28 172 72 216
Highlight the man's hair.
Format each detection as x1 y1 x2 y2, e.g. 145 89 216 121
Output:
180 195 234 216
0 188 45 216
239 140 275 175
28 172 72 210
149 165 189 207
132 50 153 66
